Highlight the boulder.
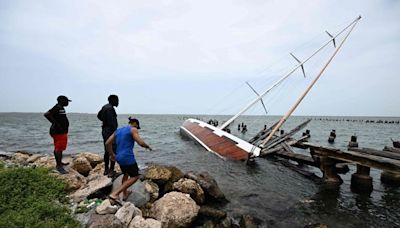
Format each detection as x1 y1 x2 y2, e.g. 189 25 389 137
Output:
80 152 103 168
70 175 112 202
129 216 162 228
239 215 258 228
87 213 123 228
26 154 43 163
33 156 56 168
143 164 173 185
199 206 227 220
71 156 92 176
185 171 226 202
89 163 105 177
12 152 31 164
143 180 159 202
172 178 205 204
115 202 142 227
112 176 150 207
150 191 200 228
95 199 119 215
166 165 185 182
57 168 87 191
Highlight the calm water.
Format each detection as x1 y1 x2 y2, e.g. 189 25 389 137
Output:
0 113 399 227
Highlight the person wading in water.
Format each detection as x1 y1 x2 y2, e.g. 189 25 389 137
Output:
44 95 71 174
105 117 152 204
97 95 119 177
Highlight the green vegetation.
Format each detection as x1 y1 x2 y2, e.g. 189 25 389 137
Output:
0 164 81 227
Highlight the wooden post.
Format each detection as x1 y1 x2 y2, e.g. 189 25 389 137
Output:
319 156 343 185
351 164 373 194
381 171 400 186
348 135 358 148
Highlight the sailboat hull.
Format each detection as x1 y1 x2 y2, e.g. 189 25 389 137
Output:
180 119 260 161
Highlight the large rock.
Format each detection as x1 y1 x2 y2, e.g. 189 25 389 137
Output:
143 180 159 202
26 154 43 163
143 165 172 185
172 178 205 204
87 213 123 228
71 155 92 176
33 156 56 168
95 199 119 215
112 176 150 207
57 168 87 191
12 152 31 165
199 206 227 220
89 163 105 178
239 215 258 228
129 216 161 228
115 202 142 227
80 152 103 168
185 171 226 202
70 175 112 202
150 191 200 228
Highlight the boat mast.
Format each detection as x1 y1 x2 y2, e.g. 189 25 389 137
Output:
260 16 361 147
219 16 361 130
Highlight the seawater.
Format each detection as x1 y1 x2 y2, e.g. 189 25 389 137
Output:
0 113 399 227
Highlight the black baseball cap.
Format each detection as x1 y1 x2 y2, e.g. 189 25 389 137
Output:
128 117 141 129
57 95 71 102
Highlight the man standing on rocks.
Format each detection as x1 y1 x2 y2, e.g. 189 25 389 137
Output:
44 95 71 174
105 117 152 204
97 95 119 177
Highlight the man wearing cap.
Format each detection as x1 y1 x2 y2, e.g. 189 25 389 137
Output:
97 95 119 177
44 95 71 174
105 117 152 204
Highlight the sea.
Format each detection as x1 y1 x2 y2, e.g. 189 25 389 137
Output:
0 113 399 228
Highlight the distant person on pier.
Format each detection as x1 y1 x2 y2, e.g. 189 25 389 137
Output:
44 95 71 174
97 95 119 177
106 117 152 204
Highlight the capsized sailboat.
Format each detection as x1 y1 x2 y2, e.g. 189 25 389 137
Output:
180 16 361 161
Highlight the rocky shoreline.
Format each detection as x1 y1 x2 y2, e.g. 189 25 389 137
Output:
0 151 259 228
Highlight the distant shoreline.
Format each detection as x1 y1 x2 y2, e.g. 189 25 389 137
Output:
0 112 399 118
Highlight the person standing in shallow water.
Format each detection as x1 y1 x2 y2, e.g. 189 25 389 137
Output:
97 95 119 177
106 117 152 204
44 95 71 174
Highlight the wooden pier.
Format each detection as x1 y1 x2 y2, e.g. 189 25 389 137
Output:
254 124 400 193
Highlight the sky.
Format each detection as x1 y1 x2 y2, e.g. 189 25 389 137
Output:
0 0 399 116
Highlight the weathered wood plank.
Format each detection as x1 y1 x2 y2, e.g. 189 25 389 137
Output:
349 147 400 161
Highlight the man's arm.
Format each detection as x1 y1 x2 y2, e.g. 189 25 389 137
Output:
44 110 61 127
104 108 118 130
105 133 116 160
131 128 152 151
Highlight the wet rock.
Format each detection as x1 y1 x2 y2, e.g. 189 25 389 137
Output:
172 178 205 204
71 156 92 176
26 154 43 163
80 152 103 168
202 220 218 228
112 176 150 207
185 171 226 202
166 165 185 182
144 180 159 202
150 191 200 228
239 215 258 228
199 206 227 220
129 215 162 228
87 213 123 228
70 175 112 202
57 168 87 191
115 202 142 227
302 223 328 228
95 199 119 215
143 164 172 185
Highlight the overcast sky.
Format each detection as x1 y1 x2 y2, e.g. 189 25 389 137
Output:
0 0 399 116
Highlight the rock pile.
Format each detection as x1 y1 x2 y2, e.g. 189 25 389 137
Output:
2 152 259 227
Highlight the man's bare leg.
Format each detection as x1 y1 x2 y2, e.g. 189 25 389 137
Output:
109 176 139 200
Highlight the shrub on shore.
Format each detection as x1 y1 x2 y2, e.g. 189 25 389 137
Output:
0 164 81 227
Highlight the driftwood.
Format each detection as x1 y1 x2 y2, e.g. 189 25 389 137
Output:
262 119 311 149
248 121 279 144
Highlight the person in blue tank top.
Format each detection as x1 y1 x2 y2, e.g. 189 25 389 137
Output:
105 117 152 204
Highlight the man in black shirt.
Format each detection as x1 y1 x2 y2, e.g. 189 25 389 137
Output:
44 95 71 174
97 95 119 177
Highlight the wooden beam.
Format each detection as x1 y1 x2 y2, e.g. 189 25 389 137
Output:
349 147 400 161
